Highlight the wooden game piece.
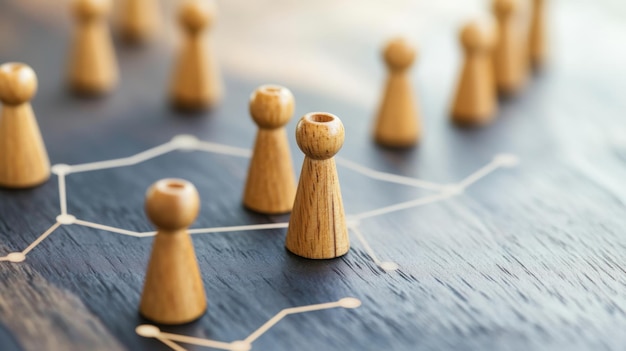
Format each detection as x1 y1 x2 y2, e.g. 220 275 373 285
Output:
372 37 421 148
451 20 498 126
118 0 160 43
140 178 207 325
492 0 529 95
286 112 349 259
0 63 50 189
243 85 297 214
69 0 118 95
528 0 546 68
170 0 222 111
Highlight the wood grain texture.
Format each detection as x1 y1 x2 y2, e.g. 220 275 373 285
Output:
243 85 296 214
1 0 626 350
286 113 348 259
140 179 207 325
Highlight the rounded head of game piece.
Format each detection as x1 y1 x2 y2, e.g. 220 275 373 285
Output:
296 112 345 160
0 63 38 106
461 20 497 50
493 0 518 16
145 178 200 231
73 0 111 20
383 37 416 71
179 0 215 32
249 85 295 129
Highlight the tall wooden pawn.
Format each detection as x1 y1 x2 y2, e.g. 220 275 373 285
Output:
0 63 50 189
373 37 421 148
528 0 547 68
140 179 207 325
243 85 296 214
170 0 222 111
69 0 118 95
286 113 349 259
118 0 161 43
451 21 498 126
492 0 528 95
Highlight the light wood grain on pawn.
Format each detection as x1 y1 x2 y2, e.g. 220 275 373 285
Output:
170 0 222 111
373 37 421 148
286 113 349 259
451 20 498 126
529 0 547 68
243 85 296 214
118 0 161 43
69 0 118 95
492 0 528 95
140 179 207 325
0 63 50 189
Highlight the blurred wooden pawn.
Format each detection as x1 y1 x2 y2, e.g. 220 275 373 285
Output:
118 0 161 43
0 63 50 188
529 0 547 68
286 113 349 259
170 0 222 111
69 0 118 95
451 20 498 126
140 179 207 325
373 37 421 148
492 0 528 95
243 85 296 214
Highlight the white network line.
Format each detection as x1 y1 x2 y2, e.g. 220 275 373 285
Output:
0 134 519 271
135 298 362 351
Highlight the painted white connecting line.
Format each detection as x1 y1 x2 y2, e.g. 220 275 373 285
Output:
0 134 519 272
135 297 362 351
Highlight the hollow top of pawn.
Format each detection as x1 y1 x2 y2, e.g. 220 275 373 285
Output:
0 63 38 106
249 85 295 129
383 37 416 71
73 0 111 20
493 0 518 17
145 179 200 232
461 20 497 51
296 112 345 160
179 0 215 33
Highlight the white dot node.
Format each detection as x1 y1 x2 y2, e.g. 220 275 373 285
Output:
136 325 161 338
51 164 72 175
171 134 199 150
338 297 362 309
6 252 26 263
379 261 399 271
346 218 360 228
56 214 77 225
230 341 252 351
494 153 520 167
441 184 464 196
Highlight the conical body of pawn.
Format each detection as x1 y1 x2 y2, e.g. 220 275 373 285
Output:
528 0 546 68
243 85 296 214
0 63 50 188
118 0 160 43
286 113 348 259
492 0 528 94
451 21 498 126
373 38 420 148
69 0 118 95
140 179 206 325
170 0 222 110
